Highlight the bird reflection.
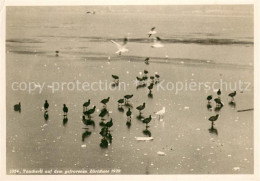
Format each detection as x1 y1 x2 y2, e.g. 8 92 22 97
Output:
118 107 124 112
124 102 133 108
207 103 212 110
100 138 109 148
82 129 92 142
214 98 223 107
99 108 109 120
214 106 223 112
143 129 152 137
148 93 153 98
82 116 95 127
136 115 144 120
126 120 131 128
136 84 146 89
63 116 68 126
111 82 119 87
107 133 113 143
44 111 49 121
99 126 113 148
99 121 106 127
100 127 108 137
208 124 218 135
228 101 236 109
145 164 150 175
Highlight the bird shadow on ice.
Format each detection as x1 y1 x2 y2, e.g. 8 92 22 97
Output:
82 118 95 128
44 111 49 121
63 116 68 126
136 84 146 89
207 103 212 111
208 123 218 136
118 107 124 112
82 129 92 142
126 120 131 128
100 138 108 148
228 101 236 109
143 128 152 137
124 103 133 108
214 106 223 112
99 121 106 127
136 115 145 121
148 93 153 99
145 163 150 175
111 82 119 87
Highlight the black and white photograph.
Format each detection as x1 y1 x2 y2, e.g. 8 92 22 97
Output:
0 0 259 180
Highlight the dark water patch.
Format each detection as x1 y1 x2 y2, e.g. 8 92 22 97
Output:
64 51 107 57
39 35 80 39
84 55 214 64
8 50 46 55
166 38 253 45
82 55 253 69
191 32 217 37
42 26 60 29
78 47 89 49
6 44 40 50
38 35 253 45
6 38 44 44
63 46 89 50
82 36 254 46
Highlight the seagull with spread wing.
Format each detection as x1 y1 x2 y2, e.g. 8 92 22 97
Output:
151 37 164 48
111 37 129 55
148 27 157 37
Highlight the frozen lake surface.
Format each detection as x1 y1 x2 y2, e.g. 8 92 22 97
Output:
6 6 253 174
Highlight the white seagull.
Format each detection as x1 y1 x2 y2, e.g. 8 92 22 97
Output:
148 27 157 37
111 37 129 55
151 37 164 48
155 107 165 119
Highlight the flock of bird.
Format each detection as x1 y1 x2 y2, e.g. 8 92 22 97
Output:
207 89 237 135
13 89 237 146
12 24 240 148
13 60 165 148
31 91 164 148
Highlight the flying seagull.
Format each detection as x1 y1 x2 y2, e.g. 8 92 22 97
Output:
111 37 129 55
148 27 157 38
151 37 164 48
